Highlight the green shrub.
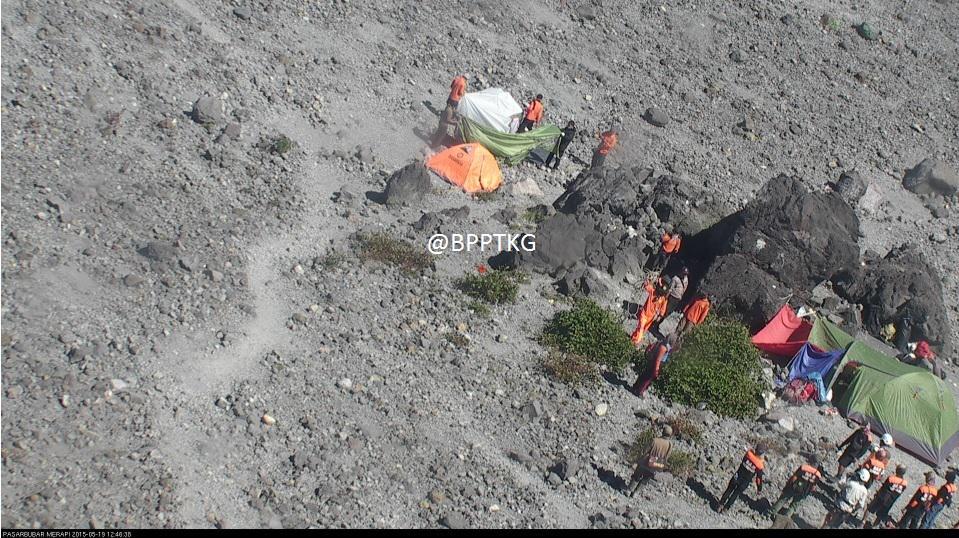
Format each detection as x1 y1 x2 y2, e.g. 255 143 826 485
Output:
667 450 695 477
539 351 599 386
467 301 491 319
456 270 526 304
542 299 640 373
317 251 346 270
356 232 433 274
626 428 657 465
667 416 703 445
272 135 295 155
655 317 766 419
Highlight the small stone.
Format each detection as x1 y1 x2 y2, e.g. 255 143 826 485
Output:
261 414 276 426
428 490 446 504
123 274 145 287
337 378 353 390
233 7 253 20
60 394 70 408
292 312 308 324
110 379 129 392
292 264 305 275
595 403 609 417
644 107 669 127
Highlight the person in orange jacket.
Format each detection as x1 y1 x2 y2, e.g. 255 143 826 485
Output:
865 465 908 528
769 456 824 518
921 469 957 529
858 448 889 489
899 472 938 529
674 293 711 341
630 279 668 346
651 230 682 272
591 126 618 171
518 94 544 132
717 444 767 513
432 74 468 147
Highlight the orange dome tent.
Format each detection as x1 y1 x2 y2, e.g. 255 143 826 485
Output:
426 143 502 194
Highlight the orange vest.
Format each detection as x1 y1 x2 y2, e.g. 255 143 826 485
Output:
936 482 957 505
885 475 908 496
908 485 938 508
449 76 467 103
799 464 822 482
524 100 543 122
662 233 682 254
684 299 710 325
860 456 887 481
597 132 618 155
744 450 765 473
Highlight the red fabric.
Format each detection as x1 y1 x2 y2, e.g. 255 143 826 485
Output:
751 305 813 357
915 341 934 359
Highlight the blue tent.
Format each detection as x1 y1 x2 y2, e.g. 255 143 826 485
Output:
787 342 845 384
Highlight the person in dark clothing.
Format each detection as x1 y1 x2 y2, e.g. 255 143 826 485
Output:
894 316 912 354
835 424 872 478
769 456 824 518
716 444 767 513
865 465 908 528
545 120 576 170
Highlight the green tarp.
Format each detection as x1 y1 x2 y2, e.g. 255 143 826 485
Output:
833 343 959 466
459 117 562 165
807 318 855 354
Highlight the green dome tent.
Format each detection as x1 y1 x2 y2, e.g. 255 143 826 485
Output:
832 342 959 467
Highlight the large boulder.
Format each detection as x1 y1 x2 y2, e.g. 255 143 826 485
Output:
698 175 861 290
902 158 959 197
835 244 953 358
384 163 431 206
697 253 786 331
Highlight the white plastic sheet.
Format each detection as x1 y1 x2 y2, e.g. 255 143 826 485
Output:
456 88 523 133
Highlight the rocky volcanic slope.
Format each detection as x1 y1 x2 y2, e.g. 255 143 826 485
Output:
2 0 958 529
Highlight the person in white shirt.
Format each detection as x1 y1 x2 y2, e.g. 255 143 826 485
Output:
823 469 870 528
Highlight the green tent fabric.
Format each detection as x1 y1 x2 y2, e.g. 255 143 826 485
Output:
828 341 923 390
832 349 959 466
807 317 855 353
459 117 562 165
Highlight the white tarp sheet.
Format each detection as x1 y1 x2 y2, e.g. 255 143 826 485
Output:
456 88 523 133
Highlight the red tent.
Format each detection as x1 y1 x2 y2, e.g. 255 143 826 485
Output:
751 305 813 357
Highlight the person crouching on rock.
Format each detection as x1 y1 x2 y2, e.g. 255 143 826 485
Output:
822 469 870 528
716 443 767 513
673 293 711 343
626 433 673 497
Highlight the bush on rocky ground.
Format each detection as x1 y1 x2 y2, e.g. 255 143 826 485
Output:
539 350 599 386
445 332 470 349
656 318 766 419
667 416 703 445
456 270 527 304
467 301 491 319
355 232 433 273
542 299 640 373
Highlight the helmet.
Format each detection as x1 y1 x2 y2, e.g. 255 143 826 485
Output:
755 443 769 455
858 469 871 482
895 465 907 477
881 433 894 447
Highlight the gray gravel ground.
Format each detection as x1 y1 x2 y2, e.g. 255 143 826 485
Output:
2 0 958 529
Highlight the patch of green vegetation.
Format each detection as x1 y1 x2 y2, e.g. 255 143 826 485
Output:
667 416 703 445
317 251 346 270
474 191 499 202
542 299 640 373
523 207 548 224
820 14 844 33
666 450 695 478
539 351 599 386
272 135 295 155
655 317 767 419
456 270 526 304
355 232 433 274
467 300 491 319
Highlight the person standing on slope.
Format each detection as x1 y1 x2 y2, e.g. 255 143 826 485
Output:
590 125 618 171
518 94 544 133
716 444 767 513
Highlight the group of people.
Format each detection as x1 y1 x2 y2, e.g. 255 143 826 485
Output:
431 74 619 174
707 425 956 529
628 230 711 397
